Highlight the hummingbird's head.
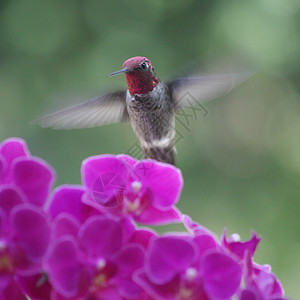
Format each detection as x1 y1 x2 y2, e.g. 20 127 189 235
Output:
110 56 159 95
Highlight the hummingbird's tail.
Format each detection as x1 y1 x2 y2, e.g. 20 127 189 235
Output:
143 145 176 165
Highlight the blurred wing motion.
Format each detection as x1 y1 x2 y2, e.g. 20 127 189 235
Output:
168 72 253 111
33 91 128 129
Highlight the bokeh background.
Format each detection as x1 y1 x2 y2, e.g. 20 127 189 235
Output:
1 0 300 298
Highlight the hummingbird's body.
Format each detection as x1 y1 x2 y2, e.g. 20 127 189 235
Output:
126 82 176 164
35 56 249 165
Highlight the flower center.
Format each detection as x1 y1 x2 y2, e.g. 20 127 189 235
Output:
179 287 193 299
91 259 108 291
92 274 107 291
96 258 106 271
122 182 152 216
185 267 198 281
123 182 143 214
0 240 12 272
0 254 12 272
125 198 140 213
0 240 6 250
131 181 142 193
178 268 199 299
91 258 117 292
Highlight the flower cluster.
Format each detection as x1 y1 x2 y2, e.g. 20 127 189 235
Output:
0 138 287 300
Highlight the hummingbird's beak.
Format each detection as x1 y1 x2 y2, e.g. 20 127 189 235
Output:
109 67 129 77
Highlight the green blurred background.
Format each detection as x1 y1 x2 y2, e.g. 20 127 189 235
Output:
1 0 300 298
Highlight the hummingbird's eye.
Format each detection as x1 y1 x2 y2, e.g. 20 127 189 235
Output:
140 62 147 69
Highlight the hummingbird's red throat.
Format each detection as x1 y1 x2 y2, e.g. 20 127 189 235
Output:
123 56 159 95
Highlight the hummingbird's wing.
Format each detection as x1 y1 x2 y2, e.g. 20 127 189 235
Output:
33 91 128 129
167 72 252 111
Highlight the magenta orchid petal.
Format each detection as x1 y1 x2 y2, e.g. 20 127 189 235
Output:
82 156 128 208
222 230 261 260
119 217 136 242
0 207 6 238
44 236 90 298
78 216 124 258
11 158 55 207
50 291 72 300
2 278 27 300
243 253 286 299
253 265 285 299
0 138 29 167
0 138 30 185
0 155 6 182
134 205 181 225
193 234 219 260
117 154 137 168
117 278 144 299
47 185 101 223
132 161 183 209
10 204 50 268
47 186 84 219
0 273 13 295
114 245 145 299
146 236 196 284
0 233 13 292
202 251 242 299
244 251 255 285
134 270 180 300
0 186 25 217
82 193 124 219
182 214 217 238
239 288 258 300
115 245 145 276
130 228 157 249
82 155 128 190
52 213 80 239
92 286 123 300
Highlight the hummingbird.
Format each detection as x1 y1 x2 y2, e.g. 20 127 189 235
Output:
35 56 249 165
